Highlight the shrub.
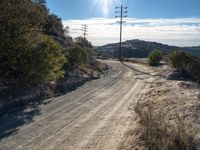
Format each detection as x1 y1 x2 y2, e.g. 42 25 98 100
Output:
75 36 93 48
168 51 200 82
134 101 200 150
168 51 195 73
0 0 68 88
24 33 67 85
188 59 200 82
68 45 88 67
148 49 163 66
0 32 67 87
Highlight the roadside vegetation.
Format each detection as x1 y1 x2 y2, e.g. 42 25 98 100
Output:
168 50 200 82
148 49 163 66
0 0 107 109
146 49 200 82
134 101 200 150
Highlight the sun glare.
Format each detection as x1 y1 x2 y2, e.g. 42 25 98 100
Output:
102 0 109 16
93 0 116 17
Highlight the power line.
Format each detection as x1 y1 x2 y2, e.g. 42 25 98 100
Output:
81 24 88 39
115 5 128 61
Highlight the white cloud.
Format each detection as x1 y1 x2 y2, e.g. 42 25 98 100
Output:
62 17 200 47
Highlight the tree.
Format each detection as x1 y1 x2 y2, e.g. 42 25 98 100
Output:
33 0 46 5
0 0 66 87
44 14 73 48
75 37 93 48
44 14 64 36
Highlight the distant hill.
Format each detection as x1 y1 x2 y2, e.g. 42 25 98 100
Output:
96 39 200 58
182 46 200 56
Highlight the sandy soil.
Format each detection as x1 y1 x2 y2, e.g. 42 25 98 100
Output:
1 60 199 150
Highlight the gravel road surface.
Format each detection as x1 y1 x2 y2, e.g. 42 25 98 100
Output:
0 60 153 150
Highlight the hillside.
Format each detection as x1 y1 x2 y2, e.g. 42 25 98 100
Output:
97 39 200 58
0 0 107 111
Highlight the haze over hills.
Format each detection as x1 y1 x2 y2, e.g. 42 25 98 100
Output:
96 39 200 58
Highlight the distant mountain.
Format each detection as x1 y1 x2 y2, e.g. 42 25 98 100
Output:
182 46 200 56
96 39 200 58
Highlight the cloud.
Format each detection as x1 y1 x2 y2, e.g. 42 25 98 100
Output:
62 17 200 47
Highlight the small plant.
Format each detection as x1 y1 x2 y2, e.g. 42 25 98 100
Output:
148 49 163 66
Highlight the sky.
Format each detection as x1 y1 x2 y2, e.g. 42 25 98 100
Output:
46 0 200 46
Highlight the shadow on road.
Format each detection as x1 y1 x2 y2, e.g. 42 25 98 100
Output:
0 101 41 140
121 61 186 82
0 79 89 140
122 62 153 76
121 62 166 78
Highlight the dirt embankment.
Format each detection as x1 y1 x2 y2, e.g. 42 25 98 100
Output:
0 62 109 113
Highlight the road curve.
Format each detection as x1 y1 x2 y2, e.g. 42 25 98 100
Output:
0 60 149 150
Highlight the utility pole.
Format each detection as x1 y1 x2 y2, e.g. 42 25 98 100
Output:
81 24 88 39
115 5 127 61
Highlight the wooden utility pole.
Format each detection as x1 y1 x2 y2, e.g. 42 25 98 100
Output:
115 5 128 61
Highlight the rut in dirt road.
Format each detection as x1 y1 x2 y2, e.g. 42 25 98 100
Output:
0 60 152 150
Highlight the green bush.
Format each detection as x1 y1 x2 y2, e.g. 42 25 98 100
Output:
168 50 200 82
0 32 66 87
68 45 88 67
168 51 194 73
23 33 67 85
75 36 93 48
0 0 68 88
148 49 163 66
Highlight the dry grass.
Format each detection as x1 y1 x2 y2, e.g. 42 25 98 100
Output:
134 101 200 150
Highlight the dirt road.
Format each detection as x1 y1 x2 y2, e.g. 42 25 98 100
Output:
0 60 156 150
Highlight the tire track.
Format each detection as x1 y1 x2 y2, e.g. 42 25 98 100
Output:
0 60 147 150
